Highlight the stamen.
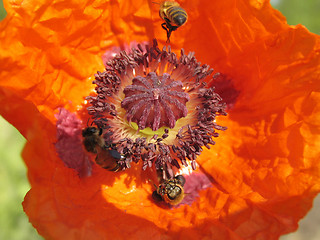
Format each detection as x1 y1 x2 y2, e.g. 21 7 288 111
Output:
85 39 227 177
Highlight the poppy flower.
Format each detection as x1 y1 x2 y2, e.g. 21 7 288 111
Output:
1 0 320 239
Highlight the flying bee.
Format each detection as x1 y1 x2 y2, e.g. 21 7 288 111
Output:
82 126 123 172
156 1 188 43
152 174 186 205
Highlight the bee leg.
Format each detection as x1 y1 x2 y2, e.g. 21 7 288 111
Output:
166 29 172 43
161 22 168 31
152 190 163 202
161 22 171 43
166 25 179 43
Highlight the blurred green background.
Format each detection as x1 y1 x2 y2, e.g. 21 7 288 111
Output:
0 0 319 239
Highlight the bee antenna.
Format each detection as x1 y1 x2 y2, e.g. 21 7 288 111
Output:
86 118 91 127
152 1 160 5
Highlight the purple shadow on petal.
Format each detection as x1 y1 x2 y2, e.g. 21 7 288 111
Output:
210 73 240 110
55 108 92 177
175 171 213 207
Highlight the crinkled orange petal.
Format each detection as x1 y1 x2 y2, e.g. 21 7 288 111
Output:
1 0 320 239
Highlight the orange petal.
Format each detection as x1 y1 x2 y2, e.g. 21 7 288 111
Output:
0 0 320 239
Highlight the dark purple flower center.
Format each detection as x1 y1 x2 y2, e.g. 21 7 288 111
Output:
121 72 189 131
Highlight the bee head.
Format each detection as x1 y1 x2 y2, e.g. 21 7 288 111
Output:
82 127 102 137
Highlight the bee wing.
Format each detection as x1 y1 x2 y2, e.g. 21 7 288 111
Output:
95 149 118 170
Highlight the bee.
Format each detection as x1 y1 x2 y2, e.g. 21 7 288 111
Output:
82 127 104 153
152 174 186 205
157 1 188 43
82 126 123 172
